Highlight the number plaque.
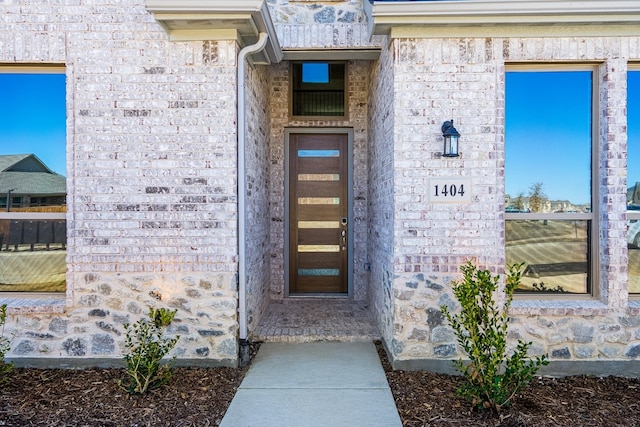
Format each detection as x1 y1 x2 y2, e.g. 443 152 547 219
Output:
428 178 471 203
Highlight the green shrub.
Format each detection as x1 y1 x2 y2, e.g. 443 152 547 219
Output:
120 307 179 394
441 261 548 412
0 304 13 385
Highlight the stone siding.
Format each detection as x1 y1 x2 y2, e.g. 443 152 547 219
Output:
268 0 381 50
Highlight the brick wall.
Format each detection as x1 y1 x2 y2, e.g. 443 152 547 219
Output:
1 0 241 366
367 38 396 349
387 36 640 371
244 63 272 331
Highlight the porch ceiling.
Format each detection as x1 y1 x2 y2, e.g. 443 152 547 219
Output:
145 0 283 64
365 0 640 38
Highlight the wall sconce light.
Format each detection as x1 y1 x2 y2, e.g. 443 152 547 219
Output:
441 120 460 157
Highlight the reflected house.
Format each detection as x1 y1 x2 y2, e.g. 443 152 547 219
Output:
628 182 640 208
551 200 579 213
0 154 66 210
0 154 66 292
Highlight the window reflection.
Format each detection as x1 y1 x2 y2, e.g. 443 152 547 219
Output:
506 220 589 294
505 71 592 213
0 69 66 293
505 68 594 294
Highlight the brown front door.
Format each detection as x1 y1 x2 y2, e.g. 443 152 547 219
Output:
288 132 349 294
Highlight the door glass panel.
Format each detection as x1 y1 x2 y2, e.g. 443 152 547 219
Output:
298 197 340 205
298 268 340 276
298 221 340 229
298 149 340 158
298 174 340 181
298 245 340 253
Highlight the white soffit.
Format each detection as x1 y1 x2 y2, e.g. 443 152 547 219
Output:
145 0 283 64
366 0 640 38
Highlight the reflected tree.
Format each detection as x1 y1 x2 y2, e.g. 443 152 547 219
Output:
528 182 546 213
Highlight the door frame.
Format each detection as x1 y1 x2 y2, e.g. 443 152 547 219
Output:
284 128 354 297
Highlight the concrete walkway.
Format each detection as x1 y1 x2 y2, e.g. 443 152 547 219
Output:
220 342 402 427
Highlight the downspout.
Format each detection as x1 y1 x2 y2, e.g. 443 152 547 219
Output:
237 32 269 362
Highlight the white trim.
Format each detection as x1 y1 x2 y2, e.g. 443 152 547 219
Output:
145 0 282 64
146 0 265 12
390 24 640 39
163 28 239 42
0 213 65 220
366 0 640 36
370 0 640 17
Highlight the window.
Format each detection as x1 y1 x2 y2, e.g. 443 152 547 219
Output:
505 66 596 294
0 66 66 293
291 62 346 118
628 67 640 294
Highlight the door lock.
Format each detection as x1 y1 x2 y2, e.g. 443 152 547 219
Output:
341 217 348 226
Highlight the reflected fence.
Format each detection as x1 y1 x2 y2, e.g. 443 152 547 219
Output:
0 212 66 292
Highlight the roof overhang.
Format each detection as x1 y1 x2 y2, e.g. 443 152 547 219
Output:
145 0 282 64
365 0 640 38
282 49 382 61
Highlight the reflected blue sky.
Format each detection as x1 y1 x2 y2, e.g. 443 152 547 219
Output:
629 70 640 194
506 70 593 205
0 73 66 175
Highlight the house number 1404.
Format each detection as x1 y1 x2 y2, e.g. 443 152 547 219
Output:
428 178 472 203
433 184 464 197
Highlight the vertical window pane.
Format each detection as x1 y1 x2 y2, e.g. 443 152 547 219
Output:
628 70 640 293
0 70 67 292
505 69 593 294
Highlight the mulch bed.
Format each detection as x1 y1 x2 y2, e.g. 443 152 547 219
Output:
0 367 243 426
1 344 640 426
380 356 640 426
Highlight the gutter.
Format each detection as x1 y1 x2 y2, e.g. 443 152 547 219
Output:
238 32 269 346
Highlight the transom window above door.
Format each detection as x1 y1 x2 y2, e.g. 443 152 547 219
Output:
291 62 347 119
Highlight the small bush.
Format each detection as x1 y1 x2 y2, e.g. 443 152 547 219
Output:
0 304 13 385
120 307 179 394
441 261 548 412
